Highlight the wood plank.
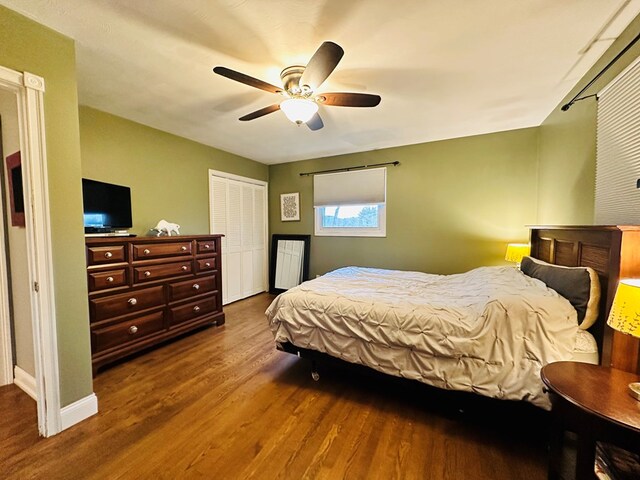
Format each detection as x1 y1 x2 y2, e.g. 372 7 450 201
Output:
0 293 549 479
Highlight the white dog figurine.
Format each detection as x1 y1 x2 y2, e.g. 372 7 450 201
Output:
152 219 180 237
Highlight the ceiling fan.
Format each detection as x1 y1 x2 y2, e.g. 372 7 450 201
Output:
213 41 381 131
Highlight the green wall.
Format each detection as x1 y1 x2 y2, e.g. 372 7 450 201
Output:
0 6 91 406
269 128 539 277
537 15 640 224
79 106 268 236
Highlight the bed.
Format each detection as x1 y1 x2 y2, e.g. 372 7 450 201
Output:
266 226 640 409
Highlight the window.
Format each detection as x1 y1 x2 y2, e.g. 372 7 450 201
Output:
315 204 385 236
595 55 640 224
313 168 387 237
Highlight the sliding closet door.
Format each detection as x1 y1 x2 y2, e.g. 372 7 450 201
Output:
209 172 267 305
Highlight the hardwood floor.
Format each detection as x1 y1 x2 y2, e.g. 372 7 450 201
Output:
0 293 551 479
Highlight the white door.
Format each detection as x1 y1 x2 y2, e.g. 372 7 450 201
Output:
209 171 267 305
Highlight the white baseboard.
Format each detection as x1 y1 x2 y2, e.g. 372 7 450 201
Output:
14 365 37 400
60 393 98 431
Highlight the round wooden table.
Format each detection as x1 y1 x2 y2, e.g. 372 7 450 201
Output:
541 361 640 480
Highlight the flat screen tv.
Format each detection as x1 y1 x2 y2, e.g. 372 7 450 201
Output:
82 178 132 233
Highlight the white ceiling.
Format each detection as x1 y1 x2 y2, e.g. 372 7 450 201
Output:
2 1 640 164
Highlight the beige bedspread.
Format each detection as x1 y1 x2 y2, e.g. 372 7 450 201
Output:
266 266 580 409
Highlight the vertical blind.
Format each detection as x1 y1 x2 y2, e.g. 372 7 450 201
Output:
595 55 640 224
313 167 386 206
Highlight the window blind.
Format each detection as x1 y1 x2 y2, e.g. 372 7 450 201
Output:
313 167 386 206
595 55 640 224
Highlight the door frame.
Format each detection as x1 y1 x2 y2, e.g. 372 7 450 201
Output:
0 65 60 436
208 169 269 304
0 137 12 385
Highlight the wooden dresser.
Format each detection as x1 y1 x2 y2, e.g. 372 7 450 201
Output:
85 234 224 374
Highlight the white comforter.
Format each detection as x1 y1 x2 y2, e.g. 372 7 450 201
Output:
266 266 580 409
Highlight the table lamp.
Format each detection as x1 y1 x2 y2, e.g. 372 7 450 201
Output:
505 243 530 268
606 279 640 401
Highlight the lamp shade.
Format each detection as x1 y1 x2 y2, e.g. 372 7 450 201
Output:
280 99 318 124
607 279 640 338
505 243 530 263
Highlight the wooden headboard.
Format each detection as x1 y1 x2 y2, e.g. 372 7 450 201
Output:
530 226 640 373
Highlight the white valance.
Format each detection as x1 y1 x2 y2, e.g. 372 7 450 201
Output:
313 167 386 207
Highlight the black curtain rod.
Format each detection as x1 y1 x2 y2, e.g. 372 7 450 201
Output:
299 161 400 177
562 30 640 111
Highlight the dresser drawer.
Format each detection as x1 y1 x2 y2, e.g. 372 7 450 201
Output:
133 261 193 283
90 285 164 322
87 245 126 265
88 269 127 292
197 240 217 254
196 257 217 273
168 276 216 302
92 311 165 353
132 241 192 260
168 296 218 326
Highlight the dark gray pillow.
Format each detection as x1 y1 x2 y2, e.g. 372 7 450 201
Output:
520 256 599 326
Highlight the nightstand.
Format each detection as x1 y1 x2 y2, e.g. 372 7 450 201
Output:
541 361 640 480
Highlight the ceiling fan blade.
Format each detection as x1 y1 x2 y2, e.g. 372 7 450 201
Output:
318 92 381 107
239 104 280 121
306 113 324 131
299 41 344 91
213 66 282 94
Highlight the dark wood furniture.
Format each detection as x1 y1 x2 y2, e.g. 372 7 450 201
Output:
530 226 640 373
541 361 640 480
86 235 224 374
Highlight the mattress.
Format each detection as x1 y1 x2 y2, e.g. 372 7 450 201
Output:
266 266 584 409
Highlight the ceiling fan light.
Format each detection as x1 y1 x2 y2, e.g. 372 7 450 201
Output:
280 98 318 124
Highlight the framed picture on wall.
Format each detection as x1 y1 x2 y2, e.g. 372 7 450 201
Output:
5 151 25 227
280 192 300 221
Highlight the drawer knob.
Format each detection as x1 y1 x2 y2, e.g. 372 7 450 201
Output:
144 271 151 277
204 244 210 249
181 246 188 251
104 252 113 259
181 265 188 271
106 276 114 283
205 262 211 268
193 283 200 290
128 298 137 306
143 249 151 255
128 325 138 335
193 306 201 313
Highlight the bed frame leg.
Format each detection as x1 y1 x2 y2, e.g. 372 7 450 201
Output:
311 360 320 381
